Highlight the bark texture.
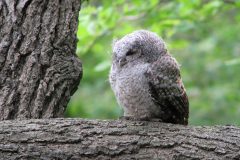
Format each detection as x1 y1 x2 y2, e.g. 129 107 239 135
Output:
0 0 82 120
0 118 239 160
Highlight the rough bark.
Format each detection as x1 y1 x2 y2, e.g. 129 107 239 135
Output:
0 118 239 160
0 0 82 120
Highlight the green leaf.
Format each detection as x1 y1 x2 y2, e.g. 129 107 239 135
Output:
95 61 111 72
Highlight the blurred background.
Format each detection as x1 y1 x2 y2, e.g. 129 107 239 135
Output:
65 0 240 126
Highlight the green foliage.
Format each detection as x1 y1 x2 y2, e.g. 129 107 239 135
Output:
65 0 240 125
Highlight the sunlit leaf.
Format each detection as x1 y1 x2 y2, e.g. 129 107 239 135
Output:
95 61 111 72
225 58 240 66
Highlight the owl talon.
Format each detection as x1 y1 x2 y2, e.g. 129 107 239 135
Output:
148 118 163 122
119 116 162 122
119 116 139 121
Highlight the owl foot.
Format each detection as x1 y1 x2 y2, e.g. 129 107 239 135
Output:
119 116 140 121
119 116 162 122
147 118 163 122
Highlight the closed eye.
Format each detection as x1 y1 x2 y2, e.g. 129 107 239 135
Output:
126 50 135 56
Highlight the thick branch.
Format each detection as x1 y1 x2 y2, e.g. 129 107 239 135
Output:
0 119 239 159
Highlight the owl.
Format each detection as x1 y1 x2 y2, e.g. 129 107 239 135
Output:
109 30 189 125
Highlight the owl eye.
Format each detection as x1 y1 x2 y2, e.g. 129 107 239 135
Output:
126 50 135 56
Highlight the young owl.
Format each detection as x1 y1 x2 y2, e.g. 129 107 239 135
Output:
109 30 189 125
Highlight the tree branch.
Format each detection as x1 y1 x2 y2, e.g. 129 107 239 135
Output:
0 119 239 159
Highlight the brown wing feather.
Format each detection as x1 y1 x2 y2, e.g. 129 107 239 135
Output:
145 54 189 125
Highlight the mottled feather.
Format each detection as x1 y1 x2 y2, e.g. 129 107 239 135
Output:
145 54 189 124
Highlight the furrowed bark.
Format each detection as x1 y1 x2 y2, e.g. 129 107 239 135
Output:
0 119 239 160
0 0 82 120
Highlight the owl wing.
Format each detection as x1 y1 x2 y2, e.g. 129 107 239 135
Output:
144 54 189 125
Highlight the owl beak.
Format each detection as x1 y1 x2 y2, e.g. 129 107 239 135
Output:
119 57 127 67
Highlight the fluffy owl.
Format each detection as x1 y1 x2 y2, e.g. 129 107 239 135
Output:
109 30 189 125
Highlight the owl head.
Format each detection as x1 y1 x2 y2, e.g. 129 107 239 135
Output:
112 30 167 68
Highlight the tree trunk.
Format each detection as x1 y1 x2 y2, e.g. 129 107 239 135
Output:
0 119 239 160
0 0 82 120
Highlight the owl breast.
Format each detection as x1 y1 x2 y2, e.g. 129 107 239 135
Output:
113 63 160 119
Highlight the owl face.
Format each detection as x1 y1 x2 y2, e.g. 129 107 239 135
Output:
112 30 166 68
112 40 142 67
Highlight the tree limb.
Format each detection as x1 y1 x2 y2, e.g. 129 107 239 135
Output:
0 119 239 159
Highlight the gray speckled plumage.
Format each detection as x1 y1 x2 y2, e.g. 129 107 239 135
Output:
109 30 189 125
